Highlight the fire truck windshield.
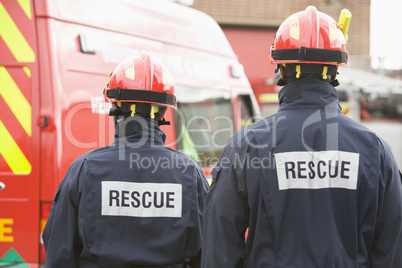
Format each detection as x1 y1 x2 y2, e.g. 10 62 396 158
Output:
174 86 234 168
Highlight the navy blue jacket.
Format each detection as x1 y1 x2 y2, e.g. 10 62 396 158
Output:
201 80 402 268
43 117 209 268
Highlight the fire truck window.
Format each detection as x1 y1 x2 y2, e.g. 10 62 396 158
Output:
238 95 256 128
174 86 234 168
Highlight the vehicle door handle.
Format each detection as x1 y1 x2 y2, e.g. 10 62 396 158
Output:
0 182 5 191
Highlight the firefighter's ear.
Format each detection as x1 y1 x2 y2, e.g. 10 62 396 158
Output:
331 66 339 81
276 64 288 86
279 64 288 80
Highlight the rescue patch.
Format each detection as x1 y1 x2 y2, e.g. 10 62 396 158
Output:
101 181 182 217
274 151 359 190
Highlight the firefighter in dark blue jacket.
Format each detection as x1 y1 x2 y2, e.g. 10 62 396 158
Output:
201 6 402 268
43 52 209 268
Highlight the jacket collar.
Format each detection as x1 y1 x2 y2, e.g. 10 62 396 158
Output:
278 80 341 111
113 116 166 146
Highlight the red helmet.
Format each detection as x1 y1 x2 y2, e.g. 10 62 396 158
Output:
269 6 348 66
104 52 176 107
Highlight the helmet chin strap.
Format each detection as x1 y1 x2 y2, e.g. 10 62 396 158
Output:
158 118 171 126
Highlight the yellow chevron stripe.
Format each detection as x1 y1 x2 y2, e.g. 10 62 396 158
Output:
0 2 35 62
0 66 32 136
23 66 31 77
17 0 32 19
0 120 31 174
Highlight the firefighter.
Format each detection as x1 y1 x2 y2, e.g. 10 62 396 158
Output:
201 6 402 267
43 52 209 268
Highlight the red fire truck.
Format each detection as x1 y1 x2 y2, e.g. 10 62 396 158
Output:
0 0 260 266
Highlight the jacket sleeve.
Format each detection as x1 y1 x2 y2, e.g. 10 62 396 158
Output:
42 157 85 268
187 166 209 268
201 138 250 268
371 139 402 267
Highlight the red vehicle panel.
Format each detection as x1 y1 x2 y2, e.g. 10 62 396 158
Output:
0 0 260 265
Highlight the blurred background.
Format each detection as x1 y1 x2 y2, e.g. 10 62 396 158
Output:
188 0 402 168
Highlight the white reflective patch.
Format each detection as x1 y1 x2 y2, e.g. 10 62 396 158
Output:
101 181 182 217
274 151 359 190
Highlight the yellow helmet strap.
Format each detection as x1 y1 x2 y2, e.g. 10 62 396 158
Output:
110 102 170 126
283 64 337 81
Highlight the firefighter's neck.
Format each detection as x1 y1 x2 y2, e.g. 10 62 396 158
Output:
116 115 160 138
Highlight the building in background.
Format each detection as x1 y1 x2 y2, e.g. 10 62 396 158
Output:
192 0 371 115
